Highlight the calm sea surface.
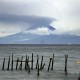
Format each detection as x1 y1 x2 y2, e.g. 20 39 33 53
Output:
0 44 80 80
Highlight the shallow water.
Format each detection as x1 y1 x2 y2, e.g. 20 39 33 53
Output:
0 44 80 80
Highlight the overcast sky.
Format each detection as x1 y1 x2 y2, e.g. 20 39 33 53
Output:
0 0 80 37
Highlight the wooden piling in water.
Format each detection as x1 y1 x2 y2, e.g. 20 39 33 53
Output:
16 57 19 70
11 53 13 70
48 57 52 71
42 63 45 69
7 56 10 70
36 55 39 69
51 54 54 70
2 58 5 70
27 56 30 73
37 59 40 76
25 55 27 70
26 56 29 71
28 63 30 74
19 56 23 70
40 55 43 70
1 53 70 76
78 73 80 80
31 53 33 70
65 55 68 75
28 56 29 61
78 76 80 80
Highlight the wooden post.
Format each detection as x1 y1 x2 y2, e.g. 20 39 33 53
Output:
2 58 5 70
28 56 29 61
78 76 80 80
36 55 39 69
27 56 30 73
26 56 29 70
16 57 19 70
31 53 33 70
28 63 30 74
48 57 52 71
7 56 10 70
25 55 27 70
40 55 43 70
42 63 45 69
37 59 40 76
78 73 80 80
19 56 23 70
65 55 68 75
51 54 54 70
11 53 13 70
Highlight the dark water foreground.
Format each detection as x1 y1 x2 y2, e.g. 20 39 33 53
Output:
0 69 79 80
0 44 80 80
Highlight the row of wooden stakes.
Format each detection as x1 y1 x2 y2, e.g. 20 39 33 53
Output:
2 53 68 76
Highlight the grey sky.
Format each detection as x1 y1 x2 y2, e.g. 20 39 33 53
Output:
0 0 80 37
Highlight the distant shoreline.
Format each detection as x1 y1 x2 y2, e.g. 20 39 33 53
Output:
0 44 80 46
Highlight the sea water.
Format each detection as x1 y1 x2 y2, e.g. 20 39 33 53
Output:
0 44 80 80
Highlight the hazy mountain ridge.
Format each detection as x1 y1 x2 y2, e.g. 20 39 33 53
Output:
0 32 80 44
17 34 80 44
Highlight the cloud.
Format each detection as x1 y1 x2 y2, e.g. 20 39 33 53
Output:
49 0 80 36
23 27 51 35
51 15 80 36
0 23 22 37
0 14 54 25
23 25 55 35
0 14 55 37
0 0 80 36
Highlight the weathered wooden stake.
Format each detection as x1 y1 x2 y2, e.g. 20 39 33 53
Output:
25 55 27 70
31 53 33 70
19 56 23 70
28 63 30 74
48 57 52 71
7 56 10 70
40 55 43 70
65 55 68 75
26 56 29 70
28 56 29 61
78 73 80 80
27 56 30 73
2 58 5 70
11 53 13 70
36 55 39 69
37 60 40 76
16 57 19 70
42 63 45 69
51 54 54 70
